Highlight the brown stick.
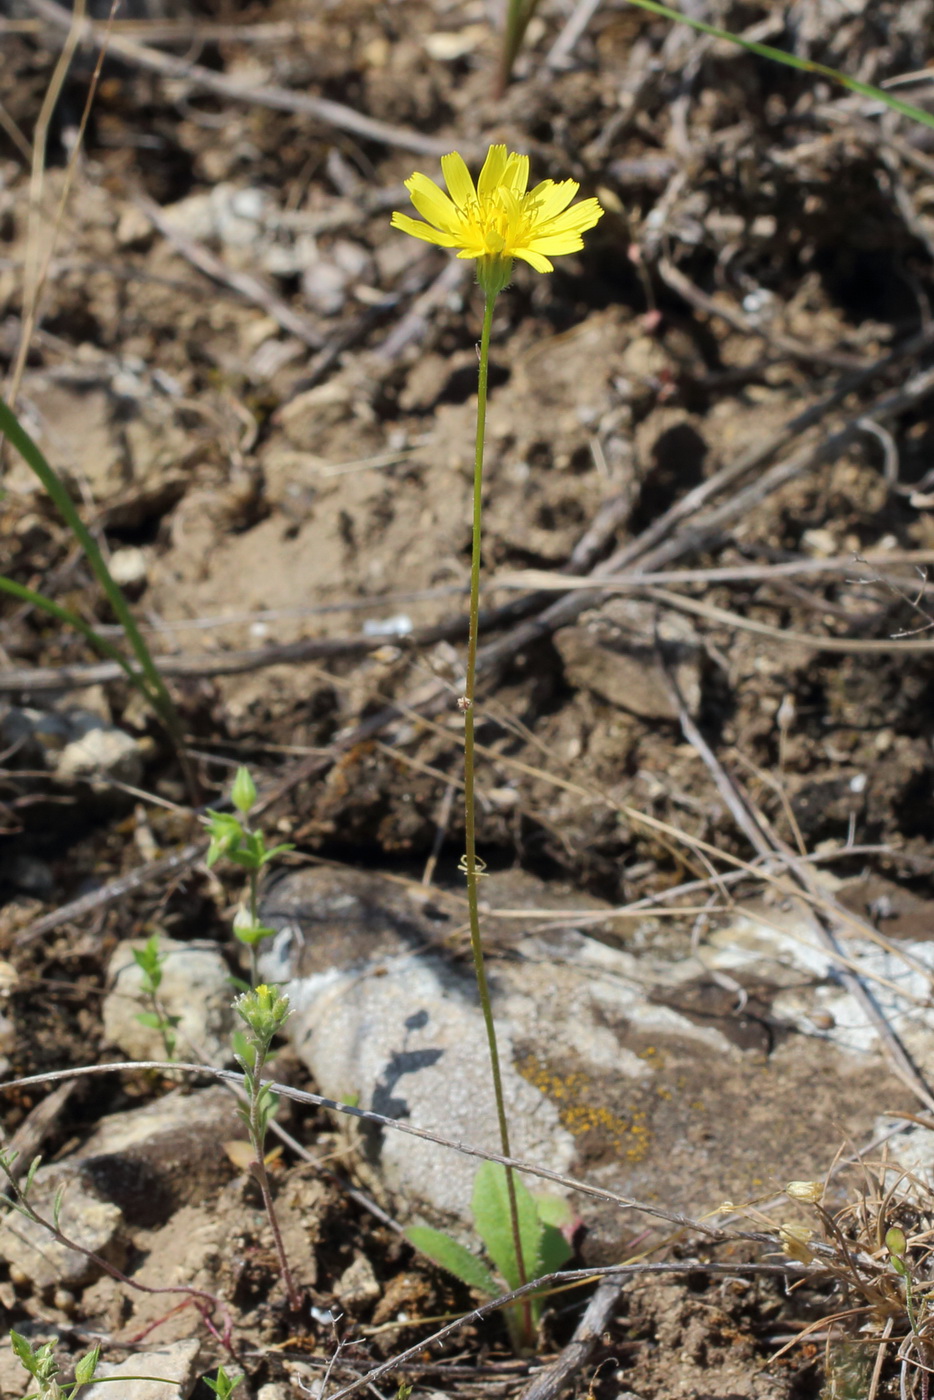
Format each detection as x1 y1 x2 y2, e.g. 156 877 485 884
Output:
518 1277 626 1400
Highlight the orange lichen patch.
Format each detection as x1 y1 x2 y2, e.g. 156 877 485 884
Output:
518 1054 652 1162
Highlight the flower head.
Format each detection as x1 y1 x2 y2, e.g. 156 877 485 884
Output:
234 983 291 1043
391 144 604 295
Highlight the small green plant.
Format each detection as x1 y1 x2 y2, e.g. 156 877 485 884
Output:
886 1224 912 1283
131 933 181 1060
10 1331 101 1400
766 1168 934 1398
9 1331 183 1400
407 1161 573 1352
204 766 293 988
204 1365 243 1400
233 982 301 1313
0 397 199 804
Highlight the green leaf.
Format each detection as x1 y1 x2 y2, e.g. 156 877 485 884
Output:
232 1032 257 1070
259 843 296 865
131 934 163 982
471 1162 541 1294
74 1346 101 1385
135 1011 164 1030
204 1366 242 1400
536 1219 572 1279
23 1154 40 1198
406 1226 498 1297
532 1193 573 1231
204 812 245 868
10 1330 39 1376
233 922 278 948
530 1194 573 1276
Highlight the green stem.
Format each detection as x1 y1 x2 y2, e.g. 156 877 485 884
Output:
248 867 259 988
247 1047 301 1313
464 290 532 1344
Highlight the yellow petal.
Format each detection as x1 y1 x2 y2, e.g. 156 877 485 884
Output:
455 248 482 260
513 247 554 273
405 172 462 233
441 151 477 210
502 152 530 195
391 211 462 247
531 179 579 223
497 185 522 222
478 144 509 195
536 196 604 239
525 233 585 255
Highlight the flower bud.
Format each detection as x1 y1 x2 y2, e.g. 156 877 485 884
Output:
231 766 257 815
234 984 291 1043
786 1180 823 1204
779 1224 814 1264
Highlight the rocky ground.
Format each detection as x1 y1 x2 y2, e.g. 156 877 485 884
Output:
5 0 934 1396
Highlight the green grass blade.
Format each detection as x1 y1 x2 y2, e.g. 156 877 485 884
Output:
624 0 934 131
0 397 198 799
0 574 159 709
499 0 543 92
0 397 178 727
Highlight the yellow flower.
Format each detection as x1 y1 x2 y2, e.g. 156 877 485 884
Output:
391 144 604 295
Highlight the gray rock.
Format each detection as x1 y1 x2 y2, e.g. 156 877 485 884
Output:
554 598 701 721
80 1339 201 1400
108 545 149 588
2 853 55 899
300 258 350 317
103 937 236 1067
334 1253 382 1309
57 722 143 787
260 866 928 1259
259 869 575 1225
0 705 143 787
77 1086 247 1225
0 1166 125 1290
300 239 372 316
